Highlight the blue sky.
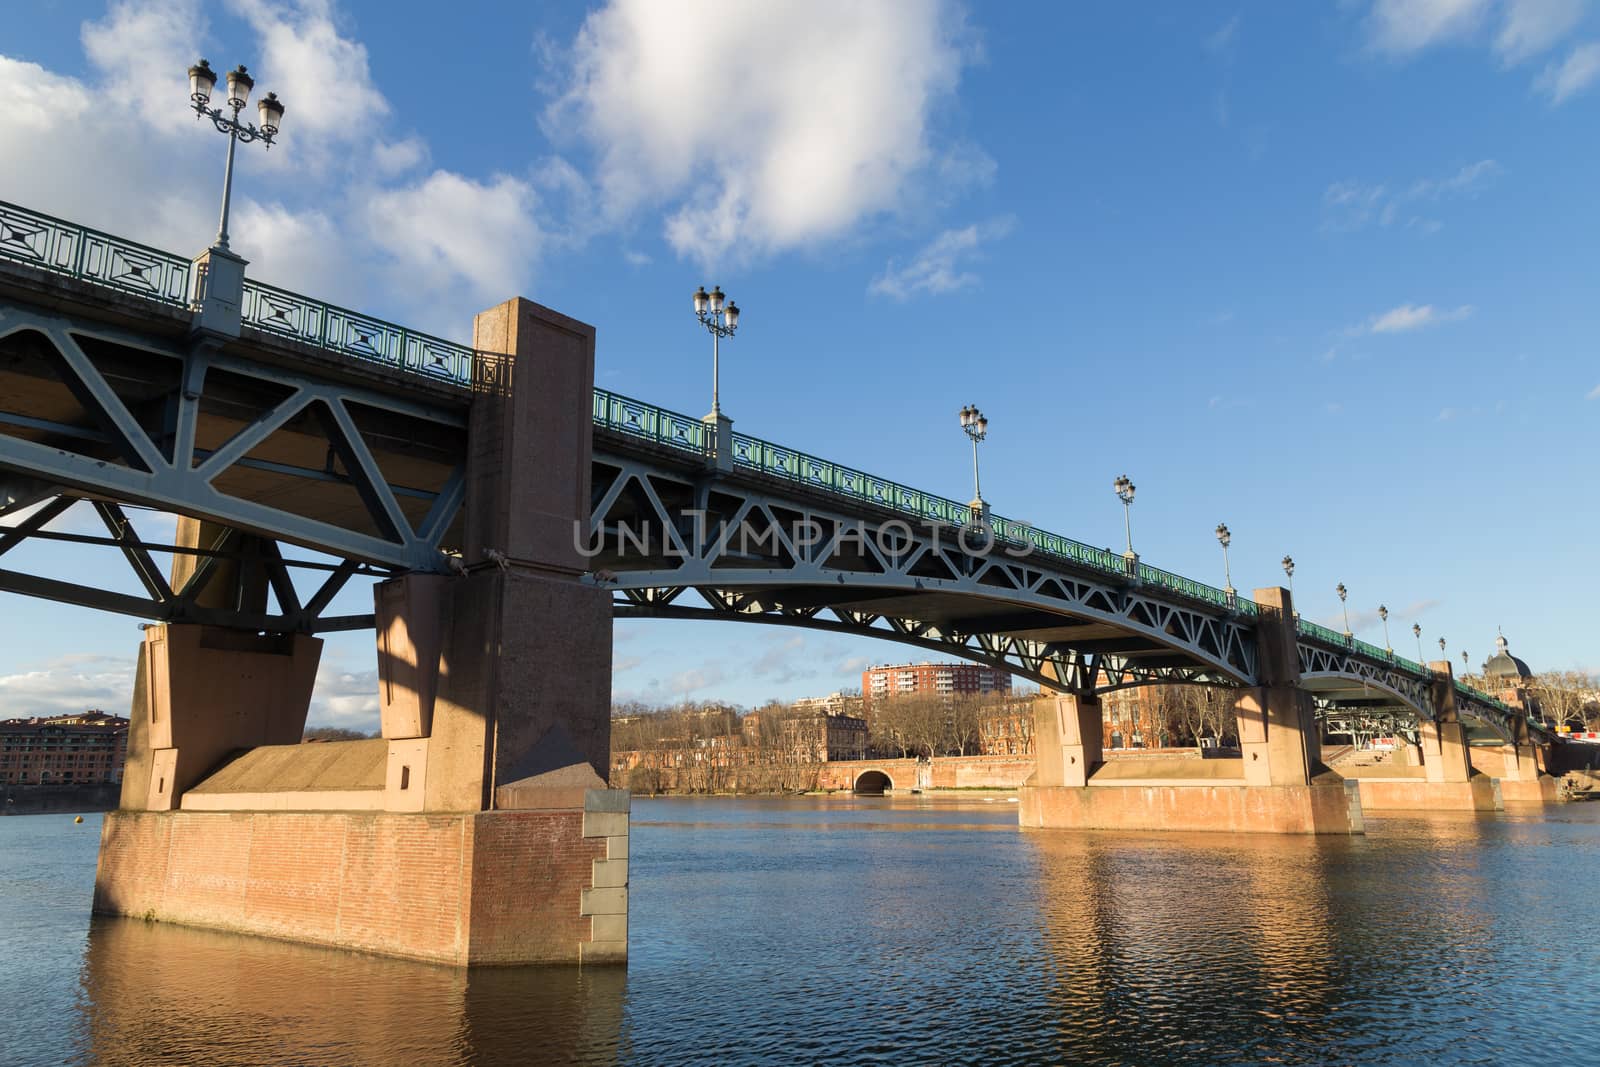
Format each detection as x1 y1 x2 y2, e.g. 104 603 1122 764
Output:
2 0 1597 726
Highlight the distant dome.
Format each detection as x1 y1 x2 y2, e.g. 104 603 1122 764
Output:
1482 632 1531 682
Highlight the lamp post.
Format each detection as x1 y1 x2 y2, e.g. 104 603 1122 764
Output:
1438 636 1447 665
188 59 284 253
1215 523 1233 597
1461 650 1469 673
1336 582 1350 639
692 285 740 419
1378 603 1392 653
1413 623 1423 665
1113 475 1136 558
959 405 989 515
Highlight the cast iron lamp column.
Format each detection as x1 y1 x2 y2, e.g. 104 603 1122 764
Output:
959 405 989 522
185 58 284 337
693 285 740 469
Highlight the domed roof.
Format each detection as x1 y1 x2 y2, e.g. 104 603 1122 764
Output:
1482 632 1531 681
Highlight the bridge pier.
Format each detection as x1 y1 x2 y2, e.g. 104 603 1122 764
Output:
95 298 628 965
1020 588 1363 835
1341 662 1501 811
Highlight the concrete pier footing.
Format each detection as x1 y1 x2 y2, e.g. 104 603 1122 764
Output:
1021 588 1365 835
92 298 626 966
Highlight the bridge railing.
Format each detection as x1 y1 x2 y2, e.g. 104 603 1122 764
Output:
0 198 476 386
594 388 710 452
0 200 192 305
240 279 473 382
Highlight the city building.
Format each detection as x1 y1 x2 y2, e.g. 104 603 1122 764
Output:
0 710 129 787
861 661 1014 709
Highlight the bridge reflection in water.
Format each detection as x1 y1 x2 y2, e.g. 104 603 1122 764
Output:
78 918 628 1064
60 799 1600 1066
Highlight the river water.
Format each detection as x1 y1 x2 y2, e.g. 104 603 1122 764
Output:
2 797 1598 1066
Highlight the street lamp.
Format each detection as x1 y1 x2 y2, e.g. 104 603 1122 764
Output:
1336 582 1350 639
1215 523 1233 595
1413 623 1423 665
188 59 284 252
1438 636 1447 664
1113 475 1136 558
1461 650 1469 673
959 405 989 511
1281 555 1298 616
692 285 740 418
1378 604 1391 653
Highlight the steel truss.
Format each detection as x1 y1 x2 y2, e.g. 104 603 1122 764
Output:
1298 635 1539 743
0 492 380 632
0 302 465 574
589 452 1257 697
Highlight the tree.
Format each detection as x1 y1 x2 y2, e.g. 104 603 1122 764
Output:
303 726 372 742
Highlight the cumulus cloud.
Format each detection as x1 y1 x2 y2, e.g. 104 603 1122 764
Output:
870 216 1014 299
0 654 136 718
363 170 542 321
549 0 975 266
306 660 379 731
1536 41 1600 102
1366 303 1474 332
1586 383 1600 400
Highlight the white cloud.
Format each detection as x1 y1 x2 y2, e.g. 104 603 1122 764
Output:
870 216 1014 300
363 170 542 319
307 660 379 731
1361 0 1595 100
1366 0 1492 56
1205 15 1242 57
1408 158 1501 198
549 0 975 266
1586 383 1600 399
1367 303 1474 332
81 0 206 136
0 654 135 718
1496 0 1587 64
226 0 391 167
1536 41 1600 102
1324 159 1499 232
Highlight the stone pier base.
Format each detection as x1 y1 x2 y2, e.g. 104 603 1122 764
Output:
93 792 629 966
1352 775 1502 812
1498 776 1560 804
1018 781 1363 835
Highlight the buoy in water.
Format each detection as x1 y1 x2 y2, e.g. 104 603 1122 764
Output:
74 815 84 824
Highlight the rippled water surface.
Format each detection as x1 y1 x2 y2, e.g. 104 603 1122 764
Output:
3 797 1599 1066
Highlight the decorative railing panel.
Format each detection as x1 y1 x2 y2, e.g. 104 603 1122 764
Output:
594 389 709 452
0 201 190 305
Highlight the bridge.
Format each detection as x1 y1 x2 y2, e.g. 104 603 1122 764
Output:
0 198 1572 965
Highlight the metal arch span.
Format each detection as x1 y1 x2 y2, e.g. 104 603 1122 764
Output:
590 453 1259 696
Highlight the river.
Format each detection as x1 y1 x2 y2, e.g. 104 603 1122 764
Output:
2 797 1597 1066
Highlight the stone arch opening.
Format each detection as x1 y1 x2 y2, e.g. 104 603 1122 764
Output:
853 770 893 795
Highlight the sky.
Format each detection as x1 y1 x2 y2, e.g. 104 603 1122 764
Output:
1 0 1597 729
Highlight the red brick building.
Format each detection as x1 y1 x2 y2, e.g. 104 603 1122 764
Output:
0 710 129 787
861 661 1014 709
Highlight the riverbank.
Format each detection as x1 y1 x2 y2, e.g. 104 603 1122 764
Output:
2 783 119 815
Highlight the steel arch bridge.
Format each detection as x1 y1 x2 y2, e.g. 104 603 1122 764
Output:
0 197 1554 749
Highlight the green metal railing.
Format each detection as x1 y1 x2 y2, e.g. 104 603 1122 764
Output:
0 199 475 385
0 200 192 305
241 279 472 382
593 388 709 451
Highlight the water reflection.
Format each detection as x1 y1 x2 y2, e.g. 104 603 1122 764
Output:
74 918 625 1066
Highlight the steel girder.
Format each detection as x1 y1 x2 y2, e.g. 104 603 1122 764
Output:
0 303 465 573
1297 636 1544 744
589 453 1257 697
0 492 377 632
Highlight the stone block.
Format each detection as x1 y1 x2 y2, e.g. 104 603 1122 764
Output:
606 835 628 860
581 887 627 916
584 788 631 813
583 811 628 839
590 913 627 943
591 859 628 888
